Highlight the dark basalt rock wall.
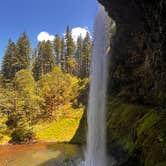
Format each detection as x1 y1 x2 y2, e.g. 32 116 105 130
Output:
97 0 166 165
99 0 166 106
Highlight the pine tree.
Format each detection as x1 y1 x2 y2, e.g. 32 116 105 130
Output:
32 43 41 81
60 37 66 71
31 48 37 71
44 41 55 73
53 34 61 66
12 32 31 74
75 35 83 77
81 32 92 78
33 41 55 80
65 25 75 73
2 39 16 83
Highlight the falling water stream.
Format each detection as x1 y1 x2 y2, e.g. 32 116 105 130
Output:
80 4 111 166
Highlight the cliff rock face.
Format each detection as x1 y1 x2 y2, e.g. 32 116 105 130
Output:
97 0 166 165
99 0 166 106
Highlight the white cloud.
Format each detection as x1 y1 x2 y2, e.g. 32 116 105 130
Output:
37 32 55 42
37 27 91 42
71 27 90 42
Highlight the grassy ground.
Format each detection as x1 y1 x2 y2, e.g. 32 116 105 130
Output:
33 109 83 142
0 108 83 145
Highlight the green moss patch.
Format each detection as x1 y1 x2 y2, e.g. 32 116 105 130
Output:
106 98 166 166
107 98 150 154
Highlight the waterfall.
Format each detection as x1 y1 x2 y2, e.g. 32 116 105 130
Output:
83 4 111 166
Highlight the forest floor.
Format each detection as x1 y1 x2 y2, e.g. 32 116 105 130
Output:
0 109 83 145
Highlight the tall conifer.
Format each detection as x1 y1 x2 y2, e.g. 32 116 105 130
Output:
53 34 61 66
81 32 92 78
64 25 75 73
33 41 55 80
2 39 16 82
12 32 31 74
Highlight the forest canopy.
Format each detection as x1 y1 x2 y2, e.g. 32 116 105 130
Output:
0 26 92 144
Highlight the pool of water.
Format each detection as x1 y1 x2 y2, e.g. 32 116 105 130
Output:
0 143 82 166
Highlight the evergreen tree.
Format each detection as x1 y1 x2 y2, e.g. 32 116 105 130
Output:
12 32 31 74
53 34 61 66
81 32 92 78
60 37 66 71
33 41 55 80
65 25 75 73
75 36 83 77
2 39 16 83
31 48 38 71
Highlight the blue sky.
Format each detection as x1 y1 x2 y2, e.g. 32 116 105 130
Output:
0 0 98 63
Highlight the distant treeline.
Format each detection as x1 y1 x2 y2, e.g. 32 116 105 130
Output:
0 25 91 144
1 25 92 83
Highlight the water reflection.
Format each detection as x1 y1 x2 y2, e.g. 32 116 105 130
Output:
0 143 82 166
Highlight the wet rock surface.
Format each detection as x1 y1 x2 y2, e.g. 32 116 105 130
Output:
99 0 166 106
98 1 166 166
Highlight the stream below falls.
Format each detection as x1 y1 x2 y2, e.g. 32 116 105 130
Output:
0 143 82 166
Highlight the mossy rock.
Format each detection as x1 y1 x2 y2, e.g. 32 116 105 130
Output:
106 98 166 166
136 112 166 166
155 162 166 166
107 98 150 154
71 97 166 165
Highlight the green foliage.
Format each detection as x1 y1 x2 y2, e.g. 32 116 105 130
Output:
0 86 19 117
75 36 83 76
54 34 61 66
65 25 75 73
65 26 75 57
8 108 34 144
12 32 31 73
77 78 89 106
32 26 92 78
38 67 80 119
1 39 16 83
75 32 92 78
15 69 43 123
0 115 9 143
10 122 34 144
60 37 66 71
15 69 35 94
0 65 86 144
81 32 92 78
0 69 42 143
1 32 31 85
0 26 90 144
33 41 55 80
